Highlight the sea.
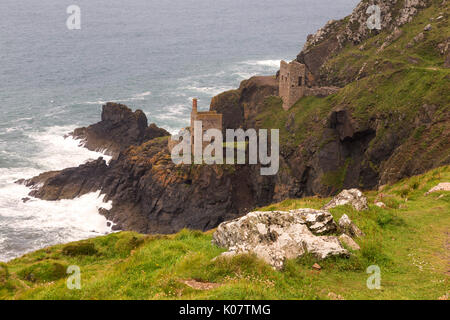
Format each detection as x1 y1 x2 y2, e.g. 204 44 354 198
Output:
0 0 359 261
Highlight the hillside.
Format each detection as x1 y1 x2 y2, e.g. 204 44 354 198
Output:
212 0 450 199
1 166 449 300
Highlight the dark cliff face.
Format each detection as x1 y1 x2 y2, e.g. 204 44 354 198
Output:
72 102 170 158
100 148 275 233
24 135 275 233
25 158 109 200
210 76 278 132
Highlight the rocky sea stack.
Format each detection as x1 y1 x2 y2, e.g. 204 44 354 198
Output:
71 102 170 158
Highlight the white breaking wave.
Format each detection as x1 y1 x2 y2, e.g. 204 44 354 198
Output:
232 59 283 80
135 91 151 98
27 126 112 170
182 85 234 96
242 59 282 68
0 125 114 262
0 181 113 262
83 91 152 105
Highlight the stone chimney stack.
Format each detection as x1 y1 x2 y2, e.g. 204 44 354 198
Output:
192 98 198 113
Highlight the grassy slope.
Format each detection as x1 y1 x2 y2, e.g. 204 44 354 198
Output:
253 2 449 191
1 166 448 300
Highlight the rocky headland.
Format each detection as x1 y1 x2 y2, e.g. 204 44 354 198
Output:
19 0 449 235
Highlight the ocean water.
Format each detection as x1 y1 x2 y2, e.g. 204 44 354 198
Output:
0 0 359 261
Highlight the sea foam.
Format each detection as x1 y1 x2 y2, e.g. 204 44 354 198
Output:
0 125 114 262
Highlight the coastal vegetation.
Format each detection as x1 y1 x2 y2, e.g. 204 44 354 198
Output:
1 166 448 300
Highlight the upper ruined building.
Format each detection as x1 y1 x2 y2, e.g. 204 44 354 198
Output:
278 60 339 110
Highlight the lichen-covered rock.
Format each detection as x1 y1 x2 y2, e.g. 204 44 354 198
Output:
338 214 364 238
212 210 349 270
425 182 450 195
323 189 369 211
344 0 431 45
339 234 361 250
375 201 387 208
299 209 338 235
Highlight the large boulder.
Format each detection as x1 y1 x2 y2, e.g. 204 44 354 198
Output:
212 209 349 270
300 209 338 235
323 189 369 211
425 182 450 195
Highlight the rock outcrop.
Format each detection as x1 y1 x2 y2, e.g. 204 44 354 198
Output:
338 214 364 238
210 76 278 132
302 209 338 235
343 0 431 45
212 209 349 270
425 182 450 195
338 234 360 251
25 158 108 201
298 0 432 86
71 103 169 158
323 189 369 211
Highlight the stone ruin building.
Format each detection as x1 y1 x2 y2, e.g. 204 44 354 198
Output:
190 98 223 150
279 60 308 110
279 60 339 110
168 98 223 153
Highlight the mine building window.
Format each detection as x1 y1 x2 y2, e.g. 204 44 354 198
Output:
298 76 303 86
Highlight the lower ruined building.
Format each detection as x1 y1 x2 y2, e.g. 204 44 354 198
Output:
168 98 223 153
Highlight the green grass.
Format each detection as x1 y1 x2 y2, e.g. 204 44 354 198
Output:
1 166 449 300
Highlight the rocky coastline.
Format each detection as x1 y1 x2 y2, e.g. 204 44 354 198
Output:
17 0 449 235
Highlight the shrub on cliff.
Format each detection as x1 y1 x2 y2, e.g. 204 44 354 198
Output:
62 242 97 257
17 261 67 283
114 234 145 256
